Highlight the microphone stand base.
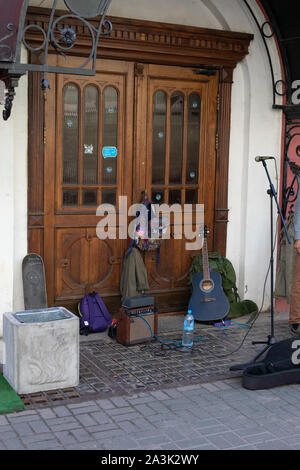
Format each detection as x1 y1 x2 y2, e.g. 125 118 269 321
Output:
230 336 276 371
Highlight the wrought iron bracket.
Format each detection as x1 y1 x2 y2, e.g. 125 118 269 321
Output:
243 0 300 113
0 0 113 120
0 70 23 120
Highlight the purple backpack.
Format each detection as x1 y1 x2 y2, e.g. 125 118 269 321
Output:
78 292 112 336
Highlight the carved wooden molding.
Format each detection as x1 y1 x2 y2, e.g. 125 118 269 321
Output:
25 7 253 68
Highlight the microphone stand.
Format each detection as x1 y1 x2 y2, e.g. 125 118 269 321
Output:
230 159 291 371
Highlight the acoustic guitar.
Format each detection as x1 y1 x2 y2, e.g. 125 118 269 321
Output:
188 226 229 322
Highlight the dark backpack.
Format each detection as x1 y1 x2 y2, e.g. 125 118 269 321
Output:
78 292 112 336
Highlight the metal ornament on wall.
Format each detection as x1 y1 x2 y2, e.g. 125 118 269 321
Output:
0 0 113 120
242 0 300 220
242 0 290 110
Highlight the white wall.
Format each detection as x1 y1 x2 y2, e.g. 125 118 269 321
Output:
0 70 28 336
0 0 283 337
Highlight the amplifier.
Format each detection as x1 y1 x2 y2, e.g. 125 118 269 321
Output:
116 306 158 346
122 295 154 309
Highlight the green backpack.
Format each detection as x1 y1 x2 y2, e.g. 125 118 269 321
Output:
189 252 258 319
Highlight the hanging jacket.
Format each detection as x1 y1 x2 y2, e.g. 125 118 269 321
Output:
120 247 149 299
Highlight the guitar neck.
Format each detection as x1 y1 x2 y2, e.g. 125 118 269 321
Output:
202 238 210 280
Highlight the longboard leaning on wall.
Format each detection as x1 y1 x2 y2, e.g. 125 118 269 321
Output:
22 254 47 310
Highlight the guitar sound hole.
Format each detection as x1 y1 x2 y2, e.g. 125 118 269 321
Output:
201 280 213 292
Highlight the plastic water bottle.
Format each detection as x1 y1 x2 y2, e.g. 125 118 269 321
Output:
182 310 194 348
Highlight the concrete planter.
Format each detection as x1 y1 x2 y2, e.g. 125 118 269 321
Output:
3 308 79 394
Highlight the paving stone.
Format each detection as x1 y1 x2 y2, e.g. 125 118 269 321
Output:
86 423 119 434
38 409 56 419
118 420 140 433
150 390 170 400
74 413 98 427
29 419 50 434
67 404 100 414
53 406 72 417
131 418 156 431
25 439 61 450
0 431 18 441
21 432 60 445
110 397 129 407
55 430 78 446
111 412 142 422
0 416 9 426
70 427 94 442
137 434 172 447
255 439 294 450
102 438 141 450
244 431 276 445
11 421 35 436
92 411 114 425
7 414 40 424
175 437 210 449
3 438 25 450
47 417 82 432
109 406 136 416
133 404 157 417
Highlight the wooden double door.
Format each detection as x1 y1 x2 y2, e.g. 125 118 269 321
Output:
32 56 218 313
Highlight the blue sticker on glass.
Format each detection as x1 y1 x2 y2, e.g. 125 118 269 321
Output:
102 147 117 159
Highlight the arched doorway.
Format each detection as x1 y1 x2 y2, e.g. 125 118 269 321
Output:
27 12 252 313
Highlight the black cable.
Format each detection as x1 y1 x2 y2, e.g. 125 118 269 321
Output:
137 314 197 356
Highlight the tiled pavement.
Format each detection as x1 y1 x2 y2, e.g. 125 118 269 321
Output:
1 378 300 450
1 311 300 451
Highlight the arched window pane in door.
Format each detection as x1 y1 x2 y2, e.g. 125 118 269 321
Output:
63 83 79 184
83 85 99 185
170 92 184 184
102 87 118 185
152 91 167 185
186 93 201 184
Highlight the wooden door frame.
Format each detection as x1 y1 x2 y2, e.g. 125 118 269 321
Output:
28 8 253 273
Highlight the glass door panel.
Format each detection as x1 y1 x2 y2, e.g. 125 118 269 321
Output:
150 88 202 205
63 83 79 185
61 82 120 209
152 91 167 185
169 92 184 185
83 85 99 185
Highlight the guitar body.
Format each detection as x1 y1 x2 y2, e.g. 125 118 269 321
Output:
189 271 230 322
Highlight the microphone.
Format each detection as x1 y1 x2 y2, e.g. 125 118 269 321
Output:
255 156 275 162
